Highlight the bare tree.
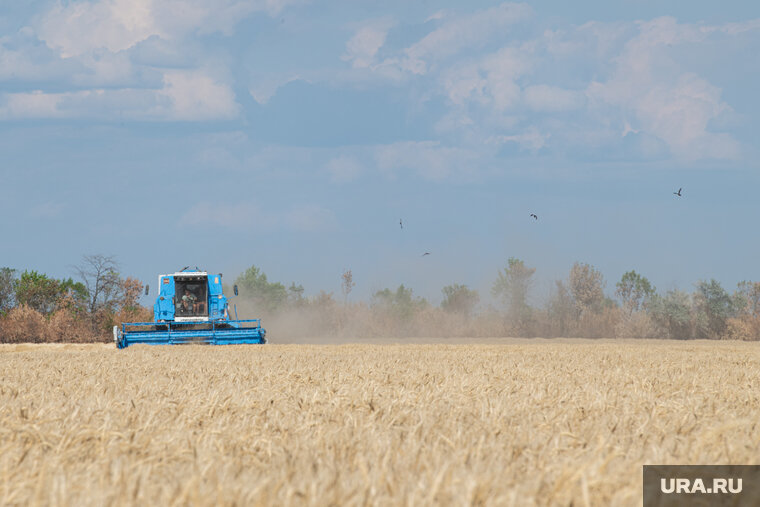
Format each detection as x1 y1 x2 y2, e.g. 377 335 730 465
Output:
75 254 121 314
341 269 355 304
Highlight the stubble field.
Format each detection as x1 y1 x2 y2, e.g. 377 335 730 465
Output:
1 340 759 506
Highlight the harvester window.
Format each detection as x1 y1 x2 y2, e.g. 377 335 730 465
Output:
174 278 208 317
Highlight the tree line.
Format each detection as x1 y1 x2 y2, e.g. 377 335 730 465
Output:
2 256 760 342
0 255 150 343
232 260 760 340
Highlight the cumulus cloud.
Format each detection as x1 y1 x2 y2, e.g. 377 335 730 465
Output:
3 1 757 164
587 17 742 160
402 2 532 75
342 18 395 69
0 91 64 119
36 0 303 57
158 71 239 120
0 0 284 121
0 32 79 82
0 70 238 121
441 63 487 107
351 11 757 163
431 11 760 161
36 0 159 58
442 45 533 110
429 14 754 162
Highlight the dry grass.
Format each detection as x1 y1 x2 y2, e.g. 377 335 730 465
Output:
1 340 759 506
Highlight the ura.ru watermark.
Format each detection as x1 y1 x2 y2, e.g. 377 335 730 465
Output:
660 477 742 494
644 465 760 506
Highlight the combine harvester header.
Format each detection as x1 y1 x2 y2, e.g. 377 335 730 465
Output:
114 267 266 348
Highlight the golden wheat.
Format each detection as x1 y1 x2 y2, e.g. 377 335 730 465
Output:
1 340 759 506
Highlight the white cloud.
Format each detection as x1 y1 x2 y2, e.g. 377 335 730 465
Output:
402 2 532 75
622 121 639 137
480 46 533 110
158 70 239 120
353 13 757 163
36 0 305 57
0 70 238 121
37 0 159 58
4 2 756 164
709 19 760 36
425 11 447 23
342 19 395 69
637 75 739 160
441 62 487 106
489 127 548 151
0 90 64 119
587 17 742 160
433 110 485 136
442 45 533 110
73 51 140 86
249 75 302 105
0 35 77 82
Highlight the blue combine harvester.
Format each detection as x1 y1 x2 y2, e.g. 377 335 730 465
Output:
114 267 266 348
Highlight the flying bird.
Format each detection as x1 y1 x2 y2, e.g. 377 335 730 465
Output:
673 188 682 197
422 252 430 257
400 219 403 229
530 213 538 220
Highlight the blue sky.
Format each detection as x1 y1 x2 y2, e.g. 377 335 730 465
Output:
2 0 760 306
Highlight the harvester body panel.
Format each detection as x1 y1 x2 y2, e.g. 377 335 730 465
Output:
154 275 176 321
207 275 226 320
116 269 266 348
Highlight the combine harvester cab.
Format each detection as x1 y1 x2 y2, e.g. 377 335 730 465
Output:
115 268 266 348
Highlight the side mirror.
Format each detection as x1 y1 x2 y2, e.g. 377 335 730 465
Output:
233 284 239 296
144 285 150 296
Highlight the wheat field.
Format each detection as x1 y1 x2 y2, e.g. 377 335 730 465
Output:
1 340 759 506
